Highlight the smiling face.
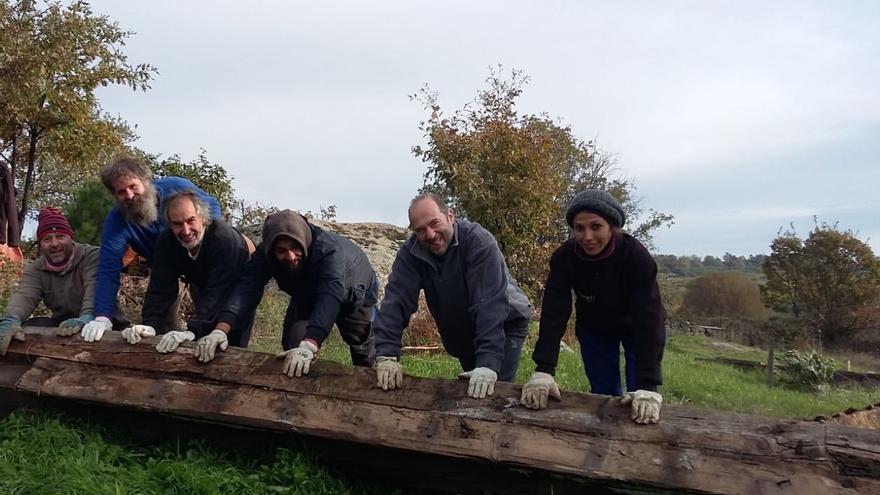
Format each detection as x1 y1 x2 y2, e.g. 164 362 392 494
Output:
166 197 206 251
114 175 158 226
39 232 74 266
273 236 305 270
572 211 614 255
409 198 455 256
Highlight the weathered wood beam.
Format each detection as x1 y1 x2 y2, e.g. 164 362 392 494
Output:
2 328 880 495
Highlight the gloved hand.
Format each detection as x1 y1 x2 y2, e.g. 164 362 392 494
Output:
458 367 498 399
155 330 196 353
376 356 403 390
81 316 112 343
275 339 319 377
194 329 229 363
58 314 93 337
120 324 156 344
0 315 25 355
520 371 562 409
620 390 663 424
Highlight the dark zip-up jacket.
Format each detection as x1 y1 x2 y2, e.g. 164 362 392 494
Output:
217 211 376 346
533 232 666 391
374 219 532 373
141 220 250 337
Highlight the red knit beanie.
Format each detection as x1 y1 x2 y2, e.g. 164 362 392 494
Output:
37 207 74 242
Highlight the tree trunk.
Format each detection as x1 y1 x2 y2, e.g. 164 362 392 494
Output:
16 125 39 232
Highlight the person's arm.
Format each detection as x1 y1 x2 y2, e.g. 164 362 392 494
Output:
188 226 249 332
626 246 666 391
3 263 44 321
216 247 272 331
78 246 100 318
141 234 181 332
532 247 573 376
93 210 130 318
462 232 514 373
302 245 347 347
373 248 422 359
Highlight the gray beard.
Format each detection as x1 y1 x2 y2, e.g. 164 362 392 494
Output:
121 184 159 227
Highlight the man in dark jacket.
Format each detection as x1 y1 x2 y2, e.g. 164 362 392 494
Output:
120 190 255 362
373 193 532 399
214 209 378 375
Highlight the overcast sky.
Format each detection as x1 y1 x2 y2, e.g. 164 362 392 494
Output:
88 0 880 256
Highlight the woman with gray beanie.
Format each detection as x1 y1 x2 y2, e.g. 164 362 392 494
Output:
521 189 667 424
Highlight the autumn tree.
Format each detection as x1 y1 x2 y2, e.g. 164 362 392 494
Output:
0 0 156 228
412 67 672 295
762 223 880 348
680 272 766 320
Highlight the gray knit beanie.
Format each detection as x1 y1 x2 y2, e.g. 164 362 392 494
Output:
565 189 626 228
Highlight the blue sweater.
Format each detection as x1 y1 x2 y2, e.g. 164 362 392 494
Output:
93 176 222 317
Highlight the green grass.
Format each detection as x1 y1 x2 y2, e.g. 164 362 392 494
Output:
0 411 392 495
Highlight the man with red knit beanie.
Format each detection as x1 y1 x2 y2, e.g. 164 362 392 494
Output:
0 208 121 354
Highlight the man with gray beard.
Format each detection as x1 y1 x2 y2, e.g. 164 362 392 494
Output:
81 156 223 343
121 191 255 362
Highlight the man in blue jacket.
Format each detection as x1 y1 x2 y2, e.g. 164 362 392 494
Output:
374 193 531 399
80 155 222 342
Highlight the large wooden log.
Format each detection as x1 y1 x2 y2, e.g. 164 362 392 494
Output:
2 327 880 495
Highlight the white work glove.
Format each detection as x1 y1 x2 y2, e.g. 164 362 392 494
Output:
375 356 403 391
155 330 196 353
458 367 498 399
81 316 112 343
58 314 93 337
275 340 319 377
620 390 663 424
194 329 229 363
520 371 562 409
120 325 156 344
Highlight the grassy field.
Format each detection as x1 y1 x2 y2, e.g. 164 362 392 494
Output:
0 412 395 495
1 324 878 493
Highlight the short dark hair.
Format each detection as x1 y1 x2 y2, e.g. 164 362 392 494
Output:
408 192 449 216
100 155 152 192
163 190 212 226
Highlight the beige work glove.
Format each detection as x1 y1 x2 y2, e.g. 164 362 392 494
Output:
520 371 562 409
120 325 156 344
375 356 403 390
81 316 112 343
155 330 196 353
458 367 497 399
275 339 318 377
194 329 229 363
621 390 663 424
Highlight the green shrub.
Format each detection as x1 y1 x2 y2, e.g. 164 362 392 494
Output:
779 350 836 391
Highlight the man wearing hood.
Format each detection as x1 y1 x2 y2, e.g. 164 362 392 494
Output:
0 208 123 354
211 209 377 374
120 190 256 362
